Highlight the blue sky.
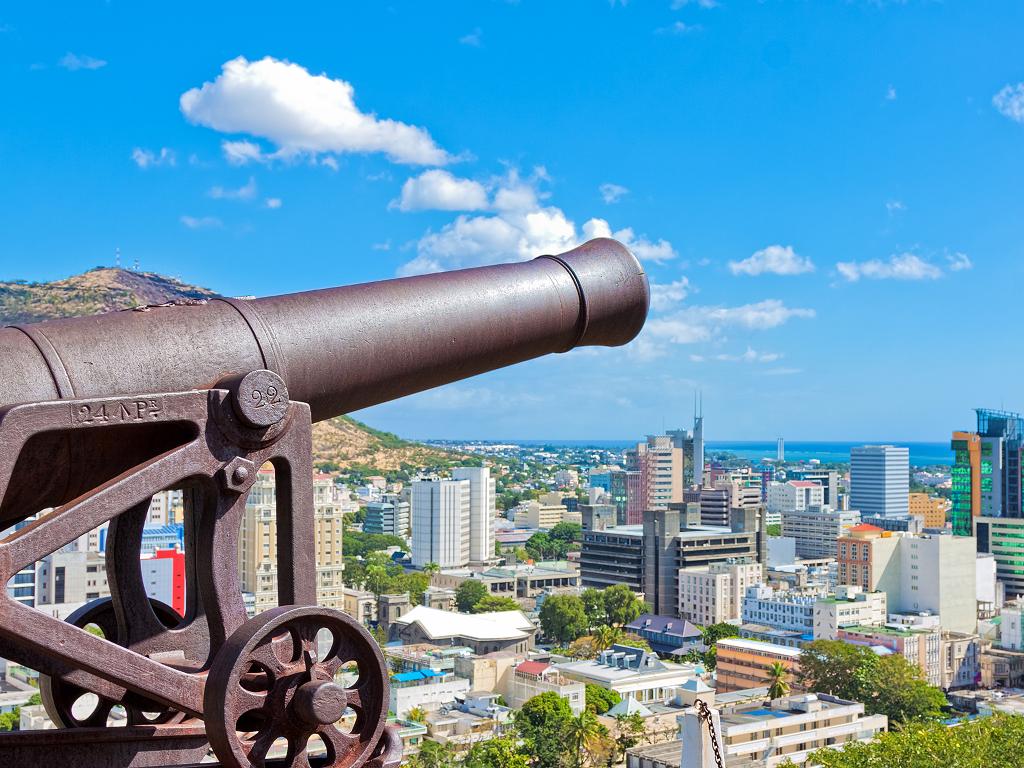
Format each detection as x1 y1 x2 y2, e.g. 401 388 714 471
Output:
1 1 1023 441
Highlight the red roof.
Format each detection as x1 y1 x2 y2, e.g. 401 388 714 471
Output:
788 481 819 488
516 661 550 676
848 523 883 533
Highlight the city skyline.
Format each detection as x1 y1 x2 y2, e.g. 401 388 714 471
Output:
2 2 1023 440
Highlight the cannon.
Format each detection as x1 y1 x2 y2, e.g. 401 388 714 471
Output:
0 238 649 767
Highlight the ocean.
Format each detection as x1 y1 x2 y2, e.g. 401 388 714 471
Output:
505 440 953 467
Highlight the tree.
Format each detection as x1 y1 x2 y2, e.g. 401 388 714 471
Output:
455 580 490 613
568 635 601 660
473 594 521 613
766 661 790 701
526 532 569 561
581 588 607 629
405 572 431 606
799 714 1024 768
797 640 881 706
514 692 574 768
539 594 588 644
364 565 392 601
549 521 582 545
565 709 610 768
406 740 456 768
872 654 947 724
592 625 623 652
613 712 648 761
462 735 531 768
603 584 645 626
422 562 440 578
701 622 741 647
407 706 427 723
585 684 621 715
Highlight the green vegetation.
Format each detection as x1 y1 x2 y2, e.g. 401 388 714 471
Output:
472 594 521 613
539 594 589 644
767 660 791 701
0 707 19 731
585 684 621 715
683 622 740 670
462 736 531 768
455 580 490 612
406 740 457 768
794 715 1024 768
343 531 406 559
541 585 646 646
766 523 783 536
798 639 947 725
515 693 576 768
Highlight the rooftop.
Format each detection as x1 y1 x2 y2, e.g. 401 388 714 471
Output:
394 606 535 642
716 638 802 658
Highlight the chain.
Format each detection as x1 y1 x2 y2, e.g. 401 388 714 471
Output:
694 699 725 768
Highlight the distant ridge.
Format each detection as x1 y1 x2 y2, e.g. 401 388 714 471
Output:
0 267 219 325
0 266 466 471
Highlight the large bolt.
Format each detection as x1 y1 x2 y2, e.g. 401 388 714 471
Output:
230 370 290 428
292 680 348 726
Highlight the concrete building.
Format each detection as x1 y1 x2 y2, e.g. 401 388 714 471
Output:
432 561 579 599
838 624 980 690
581 509 765 615
908 492 948 529
715 638 802 694
555 644 701 703
837 525 978 633
627 693 888 768
238 468 348 613
509 661 585 714
781 505 861 559
678 560 764 627
849 445 909 518
626 435 685 512
513 498 579 530
389 670 471 717
453 466 496 564
411 476 470 569
364 498 410 538
341 587 377 626
767 481 825 515
789 469 840 508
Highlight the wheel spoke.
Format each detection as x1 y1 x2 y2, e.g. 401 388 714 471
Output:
250 637 289 675
286 745 312 768
245 728 278 763
232 686 269 717
320 725 358 763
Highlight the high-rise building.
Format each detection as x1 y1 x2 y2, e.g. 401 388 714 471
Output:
849 445 909 518
667 396 705 489
908 492 949 529
777 438 785 462
238 467 349 613
789 469 840 508
975 516 1024 599
452 466 496 564
678 560 763 626
411 477 470 569
625 435 684 511
609 469 642 525
977 409 1024 519
836 525 977 633
767 480 826 514
950 431 981 536
781 504 861 559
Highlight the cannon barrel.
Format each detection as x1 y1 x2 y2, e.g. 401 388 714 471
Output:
0 238 649 422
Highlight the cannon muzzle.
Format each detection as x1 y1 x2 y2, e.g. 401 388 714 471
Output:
0 238 649 421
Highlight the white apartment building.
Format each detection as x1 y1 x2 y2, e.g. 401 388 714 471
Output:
781 505 861 559
678 560 763 626
412 477 471 569
741 585 817 636
389 670 471 717
509 661 585 715
452 466 496 564
741 584 886 641
766 481 825 514
626 435 684 511
1000 602 1023 650
812 586 887 641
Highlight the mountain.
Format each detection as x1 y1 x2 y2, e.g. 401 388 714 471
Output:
1 267 462 471
0 267 219 325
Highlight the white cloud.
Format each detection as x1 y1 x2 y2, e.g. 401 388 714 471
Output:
59 52 106 71
993 83 1024 123
645 299 815 345
670 0 718 7
459 28 482 46
728 244 814 276
599 182 629 204
714 347 782 363
656 21 701 34
180 215 222 230
222 140 268 166
885 199 905 214
650 278 690 312
181 56 451 166
265 197 282 209
209 177 257 201
372 240 392 251
131 147 176 169
886 84 897 101
397 169 676 274
836 252 943 282
946 252 972 272
394 169 489 211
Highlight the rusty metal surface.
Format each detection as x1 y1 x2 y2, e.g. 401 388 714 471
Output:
0 240 649 767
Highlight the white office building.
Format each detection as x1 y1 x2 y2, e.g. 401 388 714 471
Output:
767 481 825 514
781 505 861 559
678 560 764 626
850 445 909 518
453 466 496 564
411 478 471 569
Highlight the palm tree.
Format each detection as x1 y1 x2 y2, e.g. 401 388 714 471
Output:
593 625 624 652
422 562 440 580
566 709 609 768
766 661 790 701
407 706 427 723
